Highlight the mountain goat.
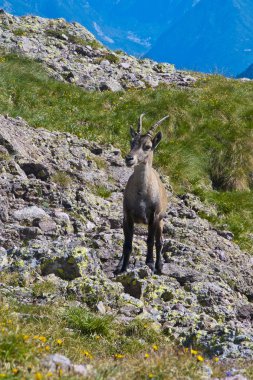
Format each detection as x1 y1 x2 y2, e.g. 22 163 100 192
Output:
115 114 169 274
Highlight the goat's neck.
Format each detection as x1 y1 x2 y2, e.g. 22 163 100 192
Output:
133 159 153 191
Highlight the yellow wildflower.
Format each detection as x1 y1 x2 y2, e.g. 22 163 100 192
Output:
144 353 150 359
23 335 30 341
56 339 63 346
114 354 125 359
148 374 154 379
214 357 219 362
34 372 43 380
184 347 189 353
38 336 47 343
95 335 100 340
197 355 204 362
190 349 198 355
152 345 158 351
46 372 53 378
45 345 50 351
58 368 63 377
12 368 19 375
82 350 93 359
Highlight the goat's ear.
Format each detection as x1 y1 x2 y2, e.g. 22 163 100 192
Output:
152 131 162 150
130 126 137 139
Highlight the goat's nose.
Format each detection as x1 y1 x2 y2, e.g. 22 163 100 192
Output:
125 155 134 162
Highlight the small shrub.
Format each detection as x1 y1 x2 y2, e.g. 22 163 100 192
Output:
96 185 112 198
51 171 72 187
124 319 158 344
114 49 125 55
45 28 102 48
13 28 27 37
45 29 65 39
96 53 120 64
0 271 24 286
67 34 88 45
32 281 57 297
65 307 113 336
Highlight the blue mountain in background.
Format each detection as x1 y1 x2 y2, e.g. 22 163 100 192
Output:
1 0 253 76
147 0 253 76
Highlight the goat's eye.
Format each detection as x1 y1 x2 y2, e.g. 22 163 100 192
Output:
143 145 151 151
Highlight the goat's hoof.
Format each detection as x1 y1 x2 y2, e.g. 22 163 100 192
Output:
155 264 163 275
155 267 163 275
114 267 125 276
146 262 155 273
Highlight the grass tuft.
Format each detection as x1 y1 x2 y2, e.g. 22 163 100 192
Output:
64 307 113 336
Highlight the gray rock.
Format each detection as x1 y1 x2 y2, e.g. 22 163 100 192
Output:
37 218 57 234
99 79 123 92
42 353 71 372
0 247 8 269
13 206 47 221
72 364 91 376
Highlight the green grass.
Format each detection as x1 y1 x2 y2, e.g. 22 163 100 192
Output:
64 307 113 336
0 53 252 252
45 28 102 48
1 295 253 379
32 281 57 297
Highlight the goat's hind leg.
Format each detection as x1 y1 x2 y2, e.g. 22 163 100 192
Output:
155 219 164 274
115 215 133 274
146 217 155 272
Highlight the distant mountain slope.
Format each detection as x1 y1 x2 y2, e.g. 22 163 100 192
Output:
0 0 194 56
1 0 253 75
237 63 253 79
147 0 253 76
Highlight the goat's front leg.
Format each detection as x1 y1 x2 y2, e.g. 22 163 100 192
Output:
155 219 164 274
115 215 134 274
146 216 155 272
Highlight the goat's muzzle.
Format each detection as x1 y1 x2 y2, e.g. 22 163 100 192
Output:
125 155 135 167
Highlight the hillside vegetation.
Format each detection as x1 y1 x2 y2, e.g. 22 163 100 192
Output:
0 53 252 253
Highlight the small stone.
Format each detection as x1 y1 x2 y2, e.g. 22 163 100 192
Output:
37 218 57 234
99 79 123 92
72 364 90 376
0 247 8 269
120 62 130 69
13 206 47 221
42 354 71 372
96 301 106 314
54 211 70 223
19 226 40 239
217 230 234 241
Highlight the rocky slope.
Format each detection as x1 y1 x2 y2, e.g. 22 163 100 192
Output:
0 10 196 91
1 114 253 360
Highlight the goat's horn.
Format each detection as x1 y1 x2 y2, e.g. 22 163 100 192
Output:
146 115 170 137
137 113 145 134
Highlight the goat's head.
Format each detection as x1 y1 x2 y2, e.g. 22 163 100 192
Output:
125 114 169 167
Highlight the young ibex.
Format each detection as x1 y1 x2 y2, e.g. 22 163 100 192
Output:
115 114 169 275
